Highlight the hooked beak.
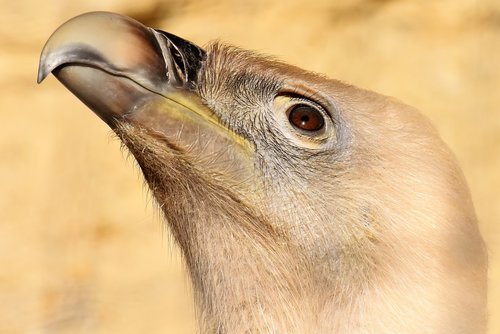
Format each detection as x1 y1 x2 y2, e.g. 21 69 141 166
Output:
37 11 206 125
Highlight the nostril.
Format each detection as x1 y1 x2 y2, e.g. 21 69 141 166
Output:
154 29 206 88
169 43 187 81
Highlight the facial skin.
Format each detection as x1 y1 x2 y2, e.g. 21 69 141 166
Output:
39 12 487 333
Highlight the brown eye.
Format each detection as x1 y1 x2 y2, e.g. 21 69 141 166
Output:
288 104 325 132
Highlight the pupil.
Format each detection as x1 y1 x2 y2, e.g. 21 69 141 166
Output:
301 115 310 124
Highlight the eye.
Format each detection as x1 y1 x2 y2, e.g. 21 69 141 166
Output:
287 104 325 132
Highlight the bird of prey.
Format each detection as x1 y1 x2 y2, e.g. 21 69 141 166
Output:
38 12 487 333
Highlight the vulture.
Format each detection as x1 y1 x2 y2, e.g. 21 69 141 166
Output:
38 12 487 334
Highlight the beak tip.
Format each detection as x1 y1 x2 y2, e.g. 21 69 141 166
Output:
37 51 50 84
37 69 47 84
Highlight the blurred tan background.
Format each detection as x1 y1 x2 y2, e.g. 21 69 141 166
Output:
1 0 499 333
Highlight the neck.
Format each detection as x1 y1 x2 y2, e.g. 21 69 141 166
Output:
154 176 312 332
117 124 486 333
171 201 486 334
184 211 310 333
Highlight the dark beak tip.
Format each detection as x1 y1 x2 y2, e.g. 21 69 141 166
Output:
37 52 51 84
37 69 47 84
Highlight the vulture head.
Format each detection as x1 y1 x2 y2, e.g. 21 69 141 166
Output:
38 12 487 333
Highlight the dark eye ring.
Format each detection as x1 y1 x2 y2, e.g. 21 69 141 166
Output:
287 104 325 132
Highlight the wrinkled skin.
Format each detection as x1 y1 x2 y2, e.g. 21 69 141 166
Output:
39 12 487 333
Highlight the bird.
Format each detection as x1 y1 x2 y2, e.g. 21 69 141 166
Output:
38 11 487 334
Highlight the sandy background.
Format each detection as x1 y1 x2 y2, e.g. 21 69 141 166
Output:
1 0 499 333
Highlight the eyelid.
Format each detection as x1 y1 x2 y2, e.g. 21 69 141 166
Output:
276 91 332 121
